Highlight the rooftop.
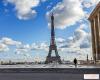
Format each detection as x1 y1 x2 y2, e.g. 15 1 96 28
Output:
88 2 100 20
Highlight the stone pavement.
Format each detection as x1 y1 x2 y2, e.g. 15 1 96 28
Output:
0 64 99 80
0 64 100 68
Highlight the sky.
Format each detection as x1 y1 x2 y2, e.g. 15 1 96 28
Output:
0 0 100 62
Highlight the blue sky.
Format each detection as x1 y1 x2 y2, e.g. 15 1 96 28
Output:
0 0 99 62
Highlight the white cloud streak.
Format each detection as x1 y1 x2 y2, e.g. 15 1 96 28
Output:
1 37 22 46
0 43 9 52
47 0 85 29
82 0 100 8
0 37 22 52
5 0 40 20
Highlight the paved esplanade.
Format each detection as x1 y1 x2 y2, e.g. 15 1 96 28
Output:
0 68 99 80
0 64 100 68
0 64 100 80
0 73 83 80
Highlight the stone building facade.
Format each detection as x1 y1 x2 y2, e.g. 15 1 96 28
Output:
88 2 100 61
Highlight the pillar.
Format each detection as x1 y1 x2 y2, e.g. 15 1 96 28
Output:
95 15 99 60
97 12 100 59
90 19 96 61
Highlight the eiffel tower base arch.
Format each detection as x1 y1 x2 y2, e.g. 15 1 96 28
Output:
45 56 62 64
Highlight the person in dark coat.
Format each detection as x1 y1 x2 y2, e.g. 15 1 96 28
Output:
74 58 77 68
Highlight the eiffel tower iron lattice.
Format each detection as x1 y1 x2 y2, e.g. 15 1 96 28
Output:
45 14 62 64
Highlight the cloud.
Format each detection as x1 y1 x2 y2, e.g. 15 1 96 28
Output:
31 42 48 51
14 44 33 59
82 0 100 8
0 32 91 59
0 37 23 52
31 43 40 50
0 43 9 52
82 1 92 8
1 37 22 46
59 38 73 48
58 23 91 51
5 0 40 20
47 0 85 29
60 47 92 60
56 38 66 43
15 42 49 54
74 30 90 48
41 0 47 2
15 42 49 59
70 24 91 48
0 35 92 60
15 44 30 53
57 26 92 60
50 25 91 59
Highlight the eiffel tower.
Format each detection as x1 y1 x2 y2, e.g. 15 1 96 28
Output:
45 14 62 64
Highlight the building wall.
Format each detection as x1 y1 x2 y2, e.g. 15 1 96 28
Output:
89 2 100 61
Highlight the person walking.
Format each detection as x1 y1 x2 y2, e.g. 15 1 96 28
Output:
74 58 77 68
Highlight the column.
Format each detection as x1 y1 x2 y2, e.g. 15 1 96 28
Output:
90 19 96 61
98 13 100 38
97 13 100 59
95 15 99 60
93 18 97 61
99 12 100 25
99 12 100 37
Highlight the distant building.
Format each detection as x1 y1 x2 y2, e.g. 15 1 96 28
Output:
78 60 87 64
88 2 100 61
